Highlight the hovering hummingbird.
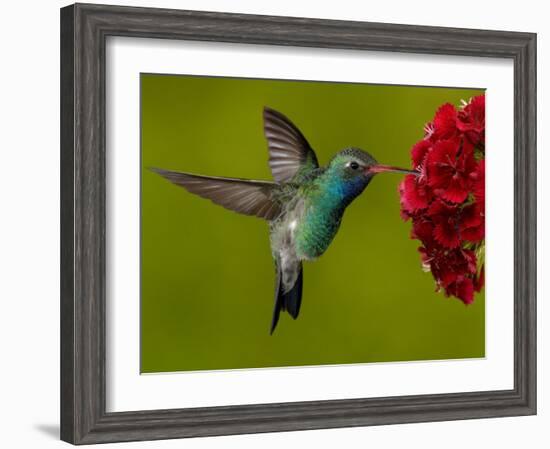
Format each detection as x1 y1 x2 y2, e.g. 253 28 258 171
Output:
152 107 417 334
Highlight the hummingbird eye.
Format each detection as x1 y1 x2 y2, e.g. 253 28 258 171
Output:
349 161 360 170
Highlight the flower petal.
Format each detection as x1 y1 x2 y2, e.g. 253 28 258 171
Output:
447 277 475 305
399 175 431 213
433 103 458 139
433 220 461 248
411 139 432 168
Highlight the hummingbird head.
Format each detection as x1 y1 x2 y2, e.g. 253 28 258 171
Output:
324 148 417 204
328 147 416 181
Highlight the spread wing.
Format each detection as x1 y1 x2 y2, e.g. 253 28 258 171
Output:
151 168 282 220
263 107 319 183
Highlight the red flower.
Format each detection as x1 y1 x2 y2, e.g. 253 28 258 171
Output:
445 276 475 305
418 246 477 304
426 138 477 204
439 248 476 287
427 199 461 248
457 95 485 147
411 139 432 168
398 95 485 305
411 218 436 245
460 202 485 243
471 159 485 206
431 103 458 140
399 174 432 215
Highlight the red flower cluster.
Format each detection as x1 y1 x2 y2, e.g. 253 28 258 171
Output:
399 95 485 304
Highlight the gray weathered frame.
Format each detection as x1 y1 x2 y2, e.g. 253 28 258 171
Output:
60 3 537 445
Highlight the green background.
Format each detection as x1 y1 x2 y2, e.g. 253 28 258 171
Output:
141 74 485 373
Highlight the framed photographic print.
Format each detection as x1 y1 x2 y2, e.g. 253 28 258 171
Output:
60 3 536 445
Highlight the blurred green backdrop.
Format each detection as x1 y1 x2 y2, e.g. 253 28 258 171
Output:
141 74 485 373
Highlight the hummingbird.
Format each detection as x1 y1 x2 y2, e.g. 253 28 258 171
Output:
151 107 417 334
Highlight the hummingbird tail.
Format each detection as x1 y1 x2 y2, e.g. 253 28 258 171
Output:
270 261 303 335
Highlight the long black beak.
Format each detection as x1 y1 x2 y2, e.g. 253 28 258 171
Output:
367 164 419 176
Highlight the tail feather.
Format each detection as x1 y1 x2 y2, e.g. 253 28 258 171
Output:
285 266 303 319
270 261 303 334
270 266 283 335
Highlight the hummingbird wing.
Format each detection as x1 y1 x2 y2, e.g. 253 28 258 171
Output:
151 168 282 220
263 107 319 183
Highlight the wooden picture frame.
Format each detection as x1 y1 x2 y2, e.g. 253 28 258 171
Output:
60 3 536 444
